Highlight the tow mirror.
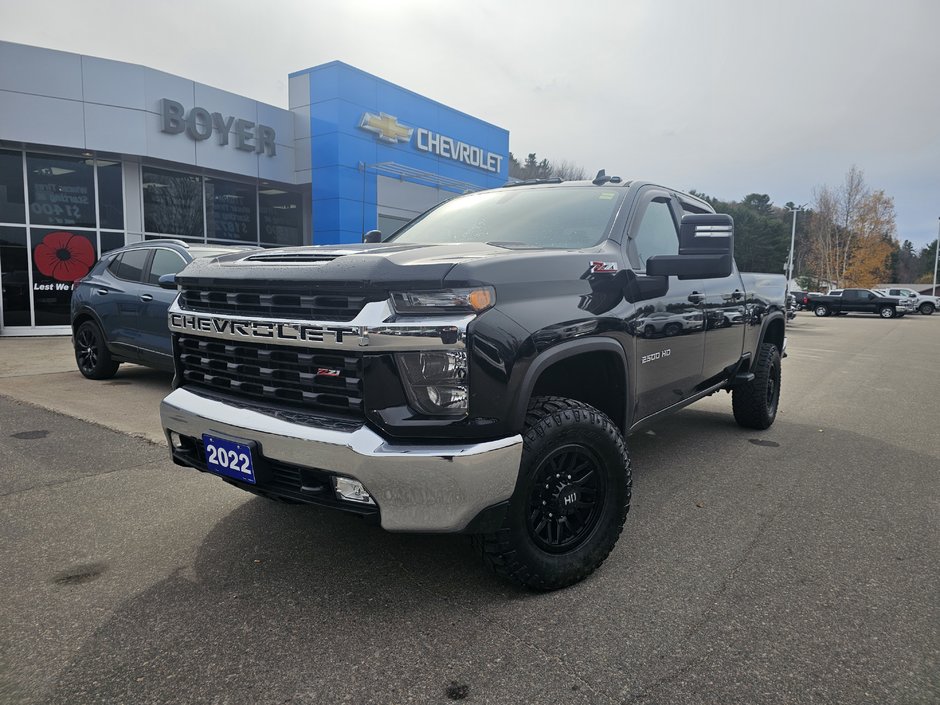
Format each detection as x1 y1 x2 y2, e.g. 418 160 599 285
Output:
363 229 382 243
158 273 178 290
646 214 734 279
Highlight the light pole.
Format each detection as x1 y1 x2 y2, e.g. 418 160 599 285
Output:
786 205 804 295
933 217 939 296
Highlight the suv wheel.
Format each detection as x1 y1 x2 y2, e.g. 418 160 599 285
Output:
732 343 781 430
74 320 120 380
473 396 630 591
814 305 829 317
919 302 935 315
879 306 895 319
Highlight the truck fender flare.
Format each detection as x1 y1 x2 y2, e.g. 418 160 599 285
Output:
510 337 631 432
757 311 786 351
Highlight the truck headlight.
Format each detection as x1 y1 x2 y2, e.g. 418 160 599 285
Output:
390 287 494 315
396 350 469 416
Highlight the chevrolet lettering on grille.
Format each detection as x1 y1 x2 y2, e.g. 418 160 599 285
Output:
168 312 364 348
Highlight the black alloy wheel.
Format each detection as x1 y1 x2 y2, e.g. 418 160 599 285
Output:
525 444 606 553
473 396 631 591
74 320 120 380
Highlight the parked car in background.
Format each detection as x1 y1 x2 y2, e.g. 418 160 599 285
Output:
807 288 907 318
70 239 257 379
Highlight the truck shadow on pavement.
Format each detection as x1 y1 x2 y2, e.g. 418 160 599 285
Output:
43 409 939 705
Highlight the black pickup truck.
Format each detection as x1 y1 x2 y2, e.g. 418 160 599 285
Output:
806 288 905 318
160 177 787 590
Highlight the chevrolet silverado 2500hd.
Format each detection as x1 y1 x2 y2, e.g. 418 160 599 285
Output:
160 177 787 590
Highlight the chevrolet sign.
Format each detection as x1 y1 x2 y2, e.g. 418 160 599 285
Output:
358 112 503 174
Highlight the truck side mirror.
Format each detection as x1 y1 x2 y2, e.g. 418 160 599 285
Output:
646 214 734 279
363 229 382 243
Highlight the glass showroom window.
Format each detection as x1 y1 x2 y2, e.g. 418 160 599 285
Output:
0 227 30 327
259 188 303 246
26 153 97 228
0 149 25 224
143 167 204 239
206 177 257 244
0 150 125 330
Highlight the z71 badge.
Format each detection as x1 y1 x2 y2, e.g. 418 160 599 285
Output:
589 261 619 274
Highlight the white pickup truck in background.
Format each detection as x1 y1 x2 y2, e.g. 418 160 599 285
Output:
879 287 938 315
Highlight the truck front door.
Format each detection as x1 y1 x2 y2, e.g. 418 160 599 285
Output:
627 190 705 420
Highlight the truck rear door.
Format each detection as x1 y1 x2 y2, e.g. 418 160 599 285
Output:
700 266 746 382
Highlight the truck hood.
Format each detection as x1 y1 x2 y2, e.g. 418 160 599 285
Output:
177 242 580 289
175 241 531 289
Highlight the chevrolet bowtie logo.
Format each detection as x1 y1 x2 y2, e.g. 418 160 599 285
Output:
359 112 413 144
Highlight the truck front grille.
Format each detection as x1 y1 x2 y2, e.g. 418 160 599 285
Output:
179 286 382 322
177 335 362 416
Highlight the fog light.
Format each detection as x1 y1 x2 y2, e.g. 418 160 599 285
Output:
333 477 375 505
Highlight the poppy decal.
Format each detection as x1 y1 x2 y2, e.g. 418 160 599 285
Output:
34 231 95 282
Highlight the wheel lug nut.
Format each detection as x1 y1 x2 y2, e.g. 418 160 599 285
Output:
542 500 546 505
549 513 553 517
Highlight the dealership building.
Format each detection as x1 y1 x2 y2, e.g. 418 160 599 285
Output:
0 40 509 335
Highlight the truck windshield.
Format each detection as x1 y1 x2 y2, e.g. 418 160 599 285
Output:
388 187 624 249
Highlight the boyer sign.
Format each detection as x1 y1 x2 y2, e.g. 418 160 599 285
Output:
159 98 277 156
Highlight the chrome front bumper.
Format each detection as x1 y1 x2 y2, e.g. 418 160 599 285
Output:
160 387 523 532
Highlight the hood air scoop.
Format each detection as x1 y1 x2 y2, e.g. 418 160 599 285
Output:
242 251 344 263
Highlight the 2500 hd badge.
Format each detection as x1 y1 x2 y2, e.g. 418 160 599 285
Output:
641 348 671 364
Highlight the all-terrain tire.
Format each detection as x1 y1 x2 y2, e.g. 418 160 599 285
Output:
919 302 934 315
732 343 781 430
74 320 120 380
814 305 829 317
472 396 631 591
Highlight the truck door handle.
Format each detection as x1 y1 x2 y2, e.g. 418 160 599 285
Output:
688 292 705 303
731 289 743 300
140 294 153 302
97 288 108 295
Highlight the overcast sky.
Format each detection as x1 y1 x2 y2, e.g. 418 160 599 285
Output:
2 0 937 247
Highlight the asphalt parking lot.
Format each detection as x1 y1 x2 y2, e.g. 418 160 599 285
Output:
1 313 938 704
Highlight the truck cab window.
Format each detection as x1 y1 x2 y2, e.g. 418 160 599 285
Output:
633 198 678 269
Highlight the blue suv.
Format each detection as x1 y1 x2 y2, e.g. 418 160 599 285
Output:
70 239 253 379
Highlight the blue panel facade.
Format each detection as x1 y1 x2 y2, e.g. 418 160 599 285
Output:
290 61 509 245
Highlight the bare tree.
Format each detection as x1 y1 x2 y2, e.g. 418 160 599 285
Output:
837 165 869 283
551 159 587 181
808 184 839 287
805 167 898 289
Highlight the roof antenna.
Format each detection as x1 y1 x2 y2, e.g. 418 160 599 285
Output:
592 169 608 185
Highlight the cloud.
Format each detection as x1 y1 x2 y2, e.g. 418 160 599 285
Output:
1 0 936 244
